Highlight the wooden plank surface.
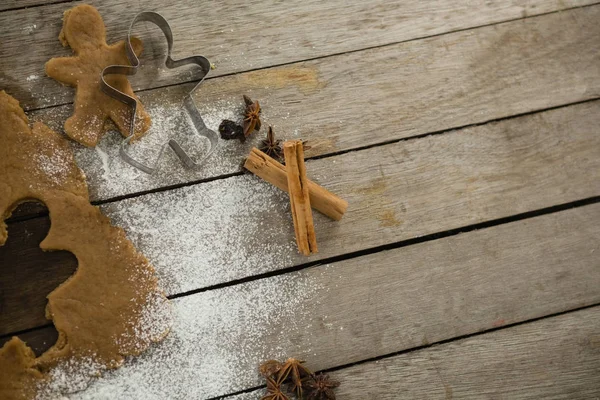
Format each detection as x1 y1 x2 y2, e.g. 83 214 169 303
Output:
233 307 600 399
0 0 58 12
1 0 596 110
0 209 78 336
1 0 599 398
54 100 600 293
5 202 598 398
12 5 597 210
2 99 599 336
0 327 59 358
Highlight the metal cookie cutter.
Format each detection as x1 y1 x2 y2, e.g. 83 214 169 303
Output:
101 12 218 174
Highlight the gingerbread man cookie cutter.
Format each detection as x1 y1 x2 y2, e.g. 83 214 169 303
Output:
101 12 218 174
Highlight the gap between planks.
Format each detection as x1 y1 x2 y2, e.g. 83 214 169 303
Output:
7 5 600 222
326 308 600 399
8 1 600 115
2 99 600 335
217 305 600 400
2 2 596 396
3 194 599 340
3 202 599 398
8 96 600 225
0 0 73 13
2 0 598 109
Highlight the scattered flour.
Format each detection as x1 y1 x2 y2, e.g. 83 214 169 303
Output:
70 97 256 201
27 74 40 82
36 356 106 399
123 103 208 166
101 175 298 295
26 87 322 400
23 24 37 34
94 147 110 181
35 278 173 399
35 152 69 186
115 290 173 356
32 141 73 188
59 271 325 399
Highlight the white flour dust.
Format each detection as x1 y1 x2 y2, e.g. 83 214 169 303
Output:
23 24 37 34
36 356 106 400
79 102 315 398
26 88 321 400
30 138 78 189
70 97 256 201
57 272 324 399
35 287 173 399
101 175 297 295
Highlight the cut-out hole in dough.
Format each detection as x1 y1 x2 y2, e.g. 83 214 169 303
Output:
0 202 78 356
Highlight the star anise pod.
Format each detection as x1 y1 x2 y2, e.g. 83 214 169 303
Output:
277 358 313 398
243 94 254 107
261 377 290 400
242 94 261 137
304 373 340 400
260 359 283 378
258 126 283 161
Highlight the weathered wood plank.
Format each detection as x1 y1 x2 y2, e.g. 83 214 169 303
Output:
5 201 48 223
333 308 600 399
227 307 600 399
0 206 78 336
1 0 595 109
2 100 600 334
6 202 598 398
80 100 600 294
0 326 58 358
16 5 599 207
0 0 62 12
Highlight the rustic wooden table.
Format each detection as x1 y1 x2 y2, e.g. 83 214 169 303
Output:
1 1 599 399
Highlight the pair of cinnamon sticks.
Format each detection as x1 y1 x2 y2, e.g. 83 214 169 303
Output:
245 142 348 256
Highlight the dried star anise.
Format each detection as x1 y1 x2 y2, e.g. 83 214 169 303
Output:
242 94 261 137
219 119 244 141
304 373 340 400
258 126 283 161
260 359 283 378
261 377 290 400
277 358 313 398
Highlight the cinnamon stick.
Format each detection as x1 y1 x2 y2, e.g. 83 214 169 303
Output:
284 140 318 255
244 147 348 221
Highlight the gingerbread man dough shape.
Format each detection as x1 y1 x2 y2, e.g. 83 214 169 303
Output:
46 4 151 147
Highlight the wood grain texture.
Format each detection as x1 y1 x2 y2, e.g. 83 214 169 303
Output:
13 5 599 210
332 308 600 399
5 201 48 223
2 100 599 334
0 0 595 109
0 205 78 336
3 203 599 398
0 327 58 358
0 0 61 12
229 307 600 399
1 1 598 397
